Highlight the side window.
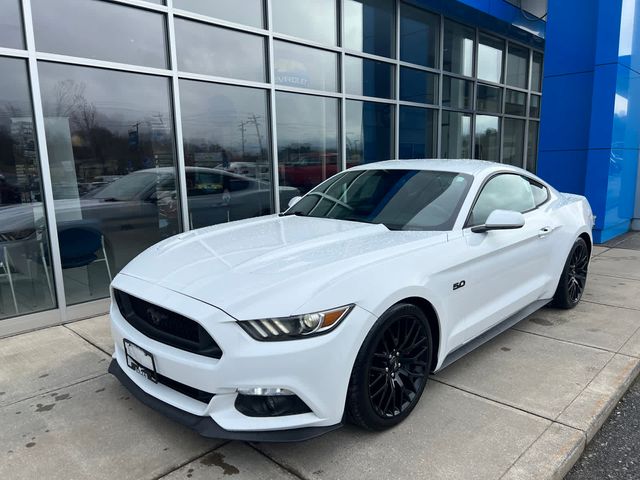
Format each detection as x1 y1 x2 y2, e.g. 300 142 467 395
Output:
186 171 224 196
469 174 535 226
528 179 548 206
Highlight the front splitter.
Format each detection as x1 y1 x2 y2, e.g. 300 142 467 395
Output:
108 359 343 442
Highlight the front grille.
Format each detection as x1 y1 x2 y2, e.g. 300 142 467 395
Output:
114 289 222 359
157 373 215 404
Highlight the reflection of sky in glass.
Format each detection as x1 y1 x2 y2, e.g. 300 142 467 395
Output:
180 80 269 158
615 93 629 117
478 36 504 83
0 57 32 120
344 0 395 57
32 0 167 68
444 21 474 77
174 0 263 28
476 115 499 135
39 62 172 136
272 0 336 45
345 0 364 52
274 41 338 92
619 0 636 57
276 92 338 149
176 19 266 82
0 0 23 49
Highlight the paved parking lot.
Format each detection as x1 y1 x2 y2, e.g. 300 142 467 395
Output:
1 234 640 480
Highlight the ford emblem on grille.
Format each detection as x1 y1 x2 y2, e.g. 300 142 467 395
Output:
146 306 169 327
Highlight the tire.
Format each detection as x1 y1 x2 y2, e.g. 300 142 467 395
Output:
346 303 433 431
551 237 589 309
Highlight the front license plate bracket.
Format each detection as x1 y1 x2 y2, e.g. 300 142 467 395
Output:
123 339 158 383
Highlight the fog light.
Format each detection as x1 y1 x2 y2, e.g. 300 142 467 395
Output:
235 391 312 417
237 387 295 396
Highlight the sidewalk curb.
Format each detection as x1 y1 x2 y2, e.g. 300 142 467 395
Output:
502 354 640 479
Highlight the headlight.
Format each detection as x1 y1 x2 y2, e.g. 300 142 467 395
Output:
238 305 353 341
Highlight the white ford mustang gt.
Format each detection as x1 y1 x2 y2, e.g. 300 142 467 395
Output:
108 159 594 441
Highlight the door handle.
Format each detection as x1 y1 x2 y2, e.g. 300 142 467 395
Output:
538 226 552 238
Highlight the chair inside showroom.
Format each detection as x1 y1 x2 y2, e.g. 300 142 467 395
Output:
0 245 19 314
57 221 112 292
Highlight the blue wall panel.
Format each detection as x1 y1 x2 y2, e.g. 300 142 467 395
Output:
544 0 598 76
538 0 640 243
537 150 589 195
539 71 595 152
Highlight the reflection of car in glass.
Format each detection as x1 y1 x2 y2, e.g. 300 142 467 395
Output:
108 159 594 442
279 153 339 193
214 162 271 182
0 168 299 274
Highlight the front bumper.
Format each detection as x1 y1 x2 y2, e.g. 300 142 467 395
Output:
108 359 342 442
109 273 375 437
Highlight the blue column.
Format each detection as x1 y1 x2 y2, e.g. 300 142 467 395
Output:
538 0 640 243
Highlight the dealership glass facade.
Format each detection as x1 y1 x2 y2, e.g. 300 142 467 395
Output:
0 0 542 326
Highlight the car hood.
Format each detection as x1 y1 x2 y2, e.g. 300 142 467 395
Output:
118 215 448 319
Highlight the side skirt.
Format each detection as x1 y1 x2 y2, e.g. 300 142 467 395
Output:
438 298 551 371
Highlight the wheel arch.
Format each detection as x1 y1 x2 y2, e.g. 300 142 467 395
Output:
578 231 592 257
395 296 441 372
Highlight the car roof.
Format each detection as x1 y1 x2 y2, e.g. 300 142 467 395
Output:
349 159 527 176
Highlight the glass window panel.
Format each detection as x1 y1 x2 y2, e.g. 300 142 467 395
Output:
274 41 338 92
345 56 394 99
441 111 472 159
443 20 474 77
531 51 543 92
400 67 438 105
272 0 336 45
0 0 24 49
474 115 500 161
276 93 339 194
477 84 502 113
174 0 263 28
31 0 167 68
0 58 56 319
39 62 180 305
507 43 529 89
179 80 274 229
530 94 541 118
503 118 526 167
399 107 437 159
477 34 504 83
527 121 539 173
442 76 473 110
175 18 266 82
469 174 535 226
345 0 395 58
346 100 394 167
400 3 439 68
504 89 527 116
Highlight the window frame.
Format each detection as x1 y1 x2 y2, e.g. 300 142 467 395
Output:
463 171 551 228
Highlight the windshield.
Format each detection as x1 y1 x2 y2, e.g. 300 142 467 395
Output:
284 169 472 231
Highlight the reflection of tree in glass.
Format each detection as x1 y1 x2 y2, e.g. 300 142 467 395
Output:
49 79 171 183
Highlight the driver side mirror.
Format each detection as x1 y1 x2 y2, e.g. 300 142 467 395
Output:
471 209 525 233
288 196 302 209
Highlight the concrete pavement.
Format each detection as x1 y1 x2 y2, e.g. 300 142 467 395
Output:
1 233 640 479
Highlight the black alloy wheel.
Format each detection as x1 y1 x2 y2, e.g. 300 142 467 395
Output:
346 303 433 430
368 315 430 418
552 237 590 309
567 240 589 303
